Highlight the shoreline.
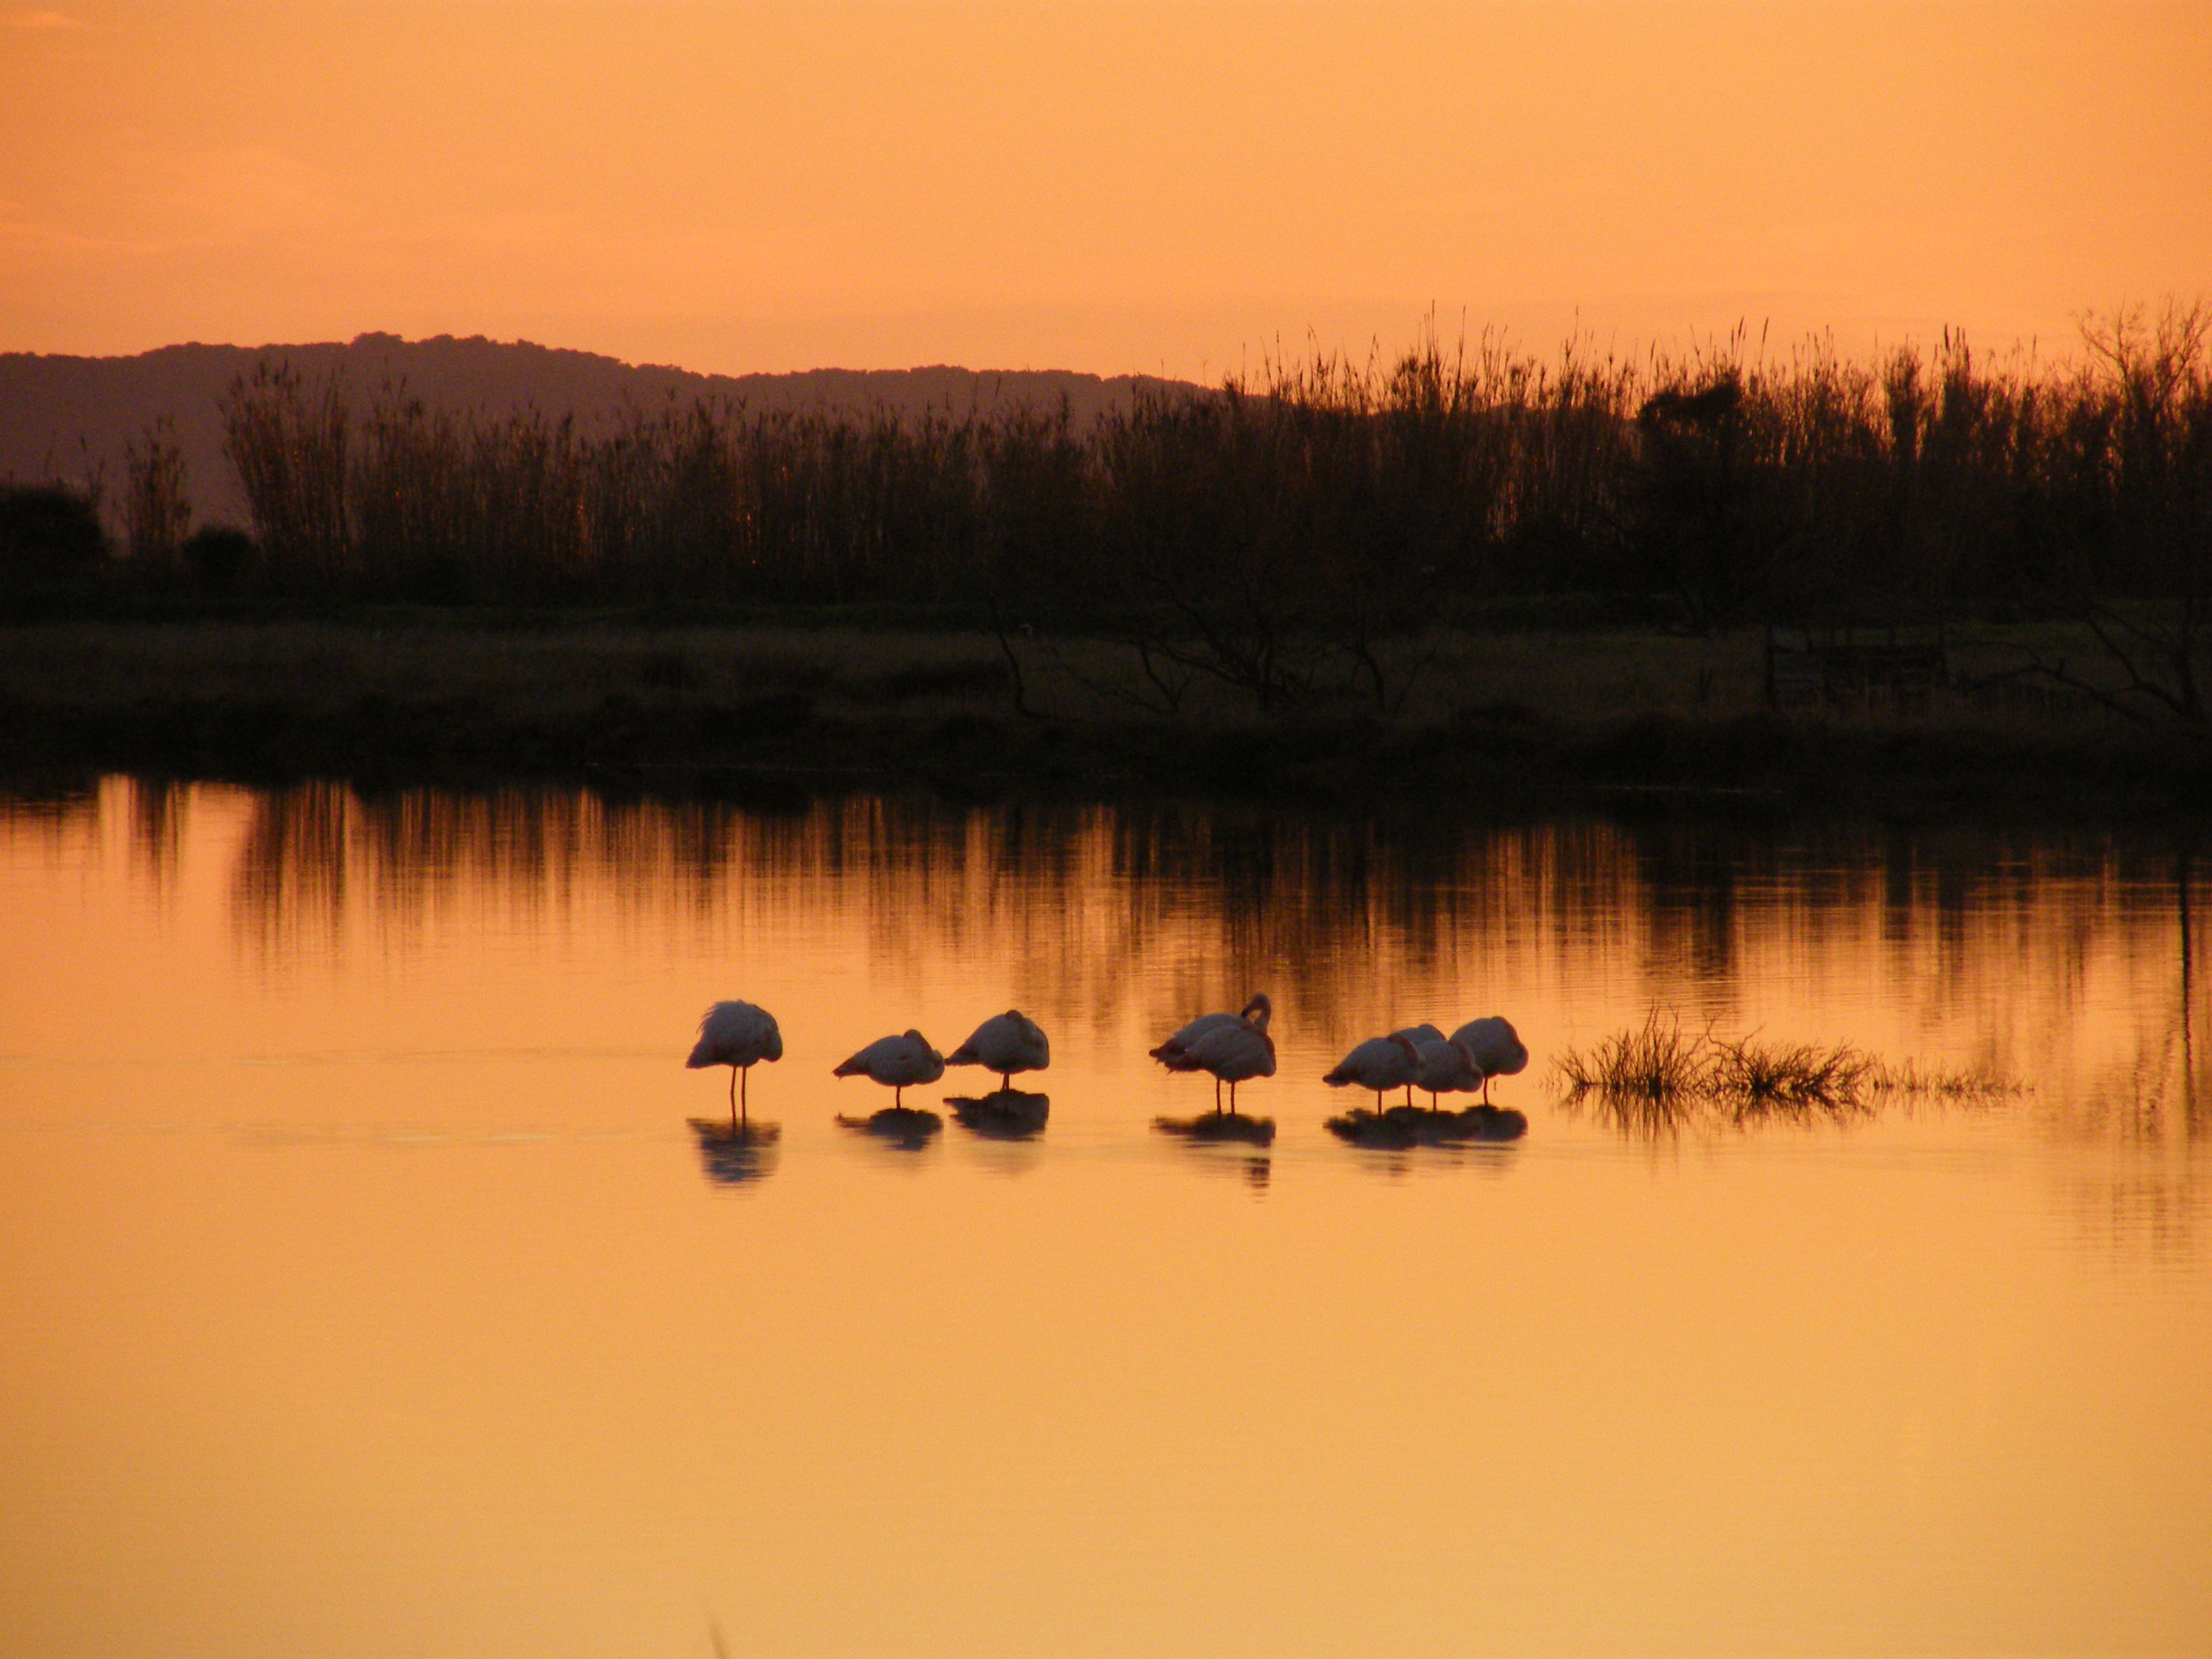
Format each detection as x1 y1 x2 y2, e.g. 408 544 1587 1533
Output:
5 619 2209 819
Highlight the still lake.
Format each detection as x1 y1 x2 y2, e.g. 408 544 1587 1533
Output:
3 778 2208 1659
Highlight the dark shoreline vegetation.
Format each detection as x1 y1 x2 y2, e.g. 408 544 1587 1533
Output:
4 307 2209 811
3 615 2209 815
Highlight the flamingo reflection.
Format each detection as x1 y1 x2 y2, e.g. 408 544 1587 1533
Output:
687 1118 782 1186
948 1088 1050 1140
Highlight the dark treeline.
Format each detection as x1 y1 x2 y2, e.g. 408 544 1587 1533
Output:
8 306 2209 712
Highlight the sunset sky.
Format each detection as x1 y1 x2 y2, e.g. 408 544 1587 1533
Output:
4 1 2207 379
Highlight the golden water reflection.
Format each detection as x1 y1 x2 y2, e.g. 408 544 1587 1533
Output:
3 777 2209 1658
92 777 2212 1122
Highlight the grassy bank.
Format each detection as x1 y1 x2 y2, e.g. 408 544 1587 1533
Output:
4 616 2208 815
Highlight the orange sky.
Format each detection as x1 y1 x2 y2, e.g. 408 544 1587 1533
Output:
3 1 2207 379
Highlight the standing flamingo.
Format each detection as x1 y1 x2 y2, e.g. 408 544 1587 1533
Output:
1389 1024 1447 1105
946 1010 1050 1090
1153 994 1271 1109
832 1030 945 1107
1450 1017 1529 1105
1409 1033 1483 1109
1323 1033 1424 1109
1181 1012 1276 1112
687 1000 783 1126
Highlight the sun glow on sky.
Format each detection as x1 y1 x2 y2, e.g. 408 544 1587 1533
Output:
3 1 2207 377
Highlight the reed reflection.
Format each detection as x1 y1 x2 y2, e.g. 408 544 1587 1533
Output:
0 773 100 837
687 1118 782 1188
10 776 2212 1255
48 779 2205 1141
199 783 2203 1074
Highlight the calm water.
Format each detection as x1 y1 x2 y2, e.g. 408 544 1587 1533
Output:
3 779 2209 1659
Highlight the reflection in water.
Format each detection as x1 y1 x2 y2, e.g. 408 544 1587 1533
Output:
837 1107 942 1149
947 1088 1049 1140
193 781 2205 1095
1324 1102 1530 1149
687 1118 781 1187
9 776 2212 1656
1177 1147 1273 1193
11 776 2211 1250
1349 1141 1525 1183
1152 1110 1276 1147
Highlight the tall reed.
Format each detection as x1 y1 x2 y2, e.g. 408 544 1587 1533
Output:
121 417 190 575
205 308 2212 701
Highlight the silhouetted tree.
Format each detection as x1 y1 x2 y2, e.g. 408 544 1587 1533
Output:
0 484 106 611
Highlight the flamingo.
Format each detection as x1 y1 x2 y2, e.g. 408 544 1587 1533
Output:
1389 1023 1447 1105
1450 1016 1529 1104
1323 1033 1424 1109
1153 994 1271 1109
832 1029 945 1107
1409 1033 1483 1109
1181 1014 1276 1113
946 1009 1050 1090
686 1000 783 1126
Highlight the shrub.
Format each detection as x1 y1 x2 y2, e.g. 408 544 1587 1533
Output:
0 484 107 604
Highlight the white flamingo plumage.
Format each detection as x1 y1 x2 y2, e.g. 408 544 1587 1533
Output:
832 1029 946 1107
1389 1024 1448 1105
1323 1033 1425 1107
686 1000 783 1124
1180 1015 1276 1112
1153 994 1271 1109
946 1009 1050 1090
1450 1016 1529 1104
1409 1035 1483 1108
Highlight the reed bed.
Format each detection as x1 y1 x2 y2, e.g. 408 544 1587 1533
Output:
1554 1009 2023 1134
149 314 2212 613
15 304 2208 718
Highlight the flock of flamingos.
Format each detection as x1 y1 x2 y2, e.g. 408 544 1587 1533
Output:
685 994 1530 1149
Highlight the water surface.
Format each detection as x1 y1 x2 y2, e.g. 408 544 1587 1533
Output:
3 780 2208 1658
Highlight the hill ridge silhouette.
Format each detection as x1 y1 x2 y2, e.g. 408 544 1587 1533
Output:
1 331 1199 527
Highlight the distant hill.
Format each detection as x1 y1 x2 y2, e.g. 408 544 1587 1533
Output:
0 333 1200 529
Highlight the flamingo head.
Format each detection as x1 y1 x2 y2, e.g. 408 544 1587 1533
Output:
1241 993 1272 1031
1452 1040 1482 1085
